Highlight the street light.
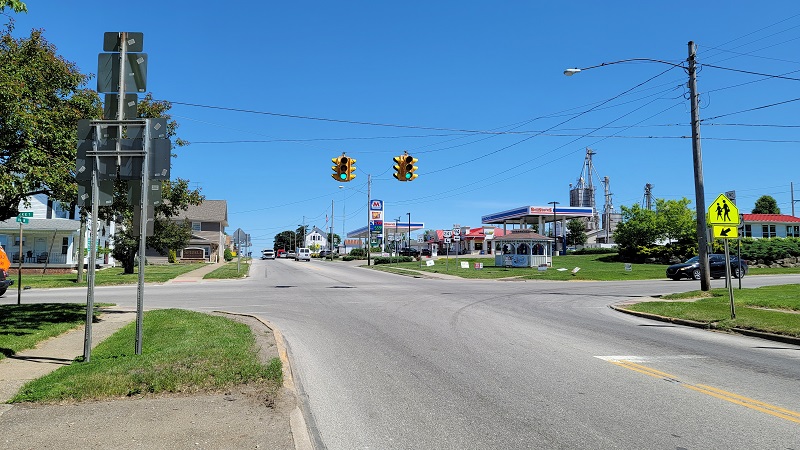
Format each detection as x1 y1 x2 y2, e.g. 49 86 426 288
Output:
549 201 559 258
564 41 712 291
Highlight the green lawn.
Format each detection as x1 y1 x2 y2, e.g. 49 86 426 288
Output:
12 263 206 289
374 254 668 281
0 303 105 360
10 309 282 403
203 259 250 279
371 253 800 281
624 284 800 337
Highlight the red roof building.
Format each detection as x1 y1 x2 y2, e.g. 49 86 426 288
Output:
741 214 800 239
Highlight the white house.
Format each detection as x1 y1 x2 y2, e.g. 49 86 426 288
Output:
741 214 800 238
304 226 329 251
0 194 115 272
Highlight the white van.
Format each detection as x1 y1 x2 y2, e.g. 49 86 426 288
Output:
261 249 275 260
295 247 311 261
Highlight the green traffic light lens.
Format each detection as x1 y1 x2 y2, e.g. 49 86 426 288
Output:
340 173 347 180
405 173 411 179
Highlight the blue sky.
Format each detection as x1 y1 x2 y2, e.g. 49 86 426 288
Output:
8 2 800 249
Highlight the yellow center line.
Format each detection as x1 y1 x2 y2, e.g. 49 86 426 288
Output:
609 359 800 424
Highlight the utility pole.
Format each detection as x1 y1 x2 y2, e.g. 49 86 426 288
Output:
643 183 654 210
792 182 798 217
688 41 711 291
367 174 371 266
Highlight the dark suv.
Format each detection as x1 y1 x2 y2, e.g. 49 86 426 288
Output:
398 247 420 257
0 268 13 296
666 254 748 281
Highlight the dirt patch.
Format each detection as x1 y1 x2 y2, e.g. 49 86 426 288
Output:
0 313 297 450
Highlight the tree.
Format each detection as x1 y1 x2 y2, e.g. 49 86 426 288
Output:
274 230 296 251
654 198 695 244
565 219 587 246
108 95 202 273
0 22 102 221
613 204 660 256
1 1 27 13
752 195 780 214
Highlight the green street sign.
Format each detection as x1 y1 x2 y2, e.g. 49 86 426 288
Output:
16 217 29 224
18 212 33 217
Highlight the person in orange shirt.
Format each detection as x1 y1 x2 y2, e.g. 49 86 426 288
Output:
0 245 10 272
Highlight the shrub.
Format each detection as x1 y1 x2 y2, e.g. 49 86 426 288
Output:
570 248 617 255
168 249 177 263
374 256 413 265
349 248 366 258
223 248 233 262
342 255 357 261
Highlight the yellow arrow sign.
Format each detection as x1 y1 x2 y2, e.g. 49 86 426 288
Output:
713 225 738 239
708 193 739 226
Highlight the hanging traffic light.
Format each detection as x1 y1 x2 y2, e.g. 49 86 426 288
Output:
393 151 418 182
331 155 346 181
405 153 418 181
345 156 356 181
393 154 407 181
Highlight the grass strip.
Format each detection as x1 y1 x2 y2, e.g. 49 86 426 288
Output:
0 303 106 360
12 263 206 289
624 284 800 337
204 260 251 279
10 309 281 403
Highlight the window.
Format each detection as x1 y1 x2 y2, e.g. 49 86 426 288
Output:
788 225 800 238
762 225 776 238
62 237 69 255
743 224 752 238
191 222 201 232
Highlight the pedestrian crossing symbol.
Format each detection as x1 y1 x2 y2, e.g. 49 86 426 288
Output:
707 193 739 226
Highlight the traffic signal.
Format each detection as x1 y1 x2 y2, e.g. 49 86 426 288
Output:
345 156 356 181
393 152 418 182
332 154 356 182
332 155 346 181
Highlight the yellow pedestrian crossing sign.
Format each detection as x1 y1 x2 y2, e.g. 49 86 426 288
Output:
713 225 738 239
708 193 739 226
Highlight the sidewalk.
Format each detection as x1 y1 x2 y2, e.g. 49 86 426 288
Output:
0 307 137 403
165 261 226 284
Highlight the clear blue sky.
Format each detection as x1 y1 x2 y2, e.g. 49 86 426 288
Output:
8 2 800 249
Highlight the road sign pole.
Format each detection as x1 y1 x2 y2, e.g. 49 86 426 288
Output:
135 123 150 356
724 239 735 319
17 222 22 305
84 159 99 362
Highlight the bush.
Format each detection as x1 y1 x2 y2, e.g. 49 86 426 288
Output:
740 237 800 263
374 256 413 265
223 248 233 262
570 248 617 255
349 248 366 258
342 255 357 261
168 249 177 263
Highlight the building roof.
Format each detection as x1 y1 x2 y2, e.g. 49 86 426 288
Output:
0 218 80 232
177 200 228 226
742 214 800 223
310 226 328 238
493 230 552 241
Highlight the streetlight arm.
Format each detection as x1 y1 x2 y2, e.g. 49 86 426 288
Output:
564 58 685 76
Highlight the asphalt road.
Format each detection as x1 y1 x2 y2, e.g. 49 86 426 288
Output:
8 261 800 449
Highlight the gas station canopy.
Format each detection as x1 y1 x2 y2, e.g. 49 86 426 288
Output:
481 205 593 226
347 222 425 239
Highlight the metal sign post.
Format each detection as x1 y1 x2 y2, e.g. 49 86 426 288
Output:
724 239 735 319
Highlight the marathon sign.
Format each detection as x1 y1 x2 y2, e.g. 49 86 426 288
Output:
370 199 383 211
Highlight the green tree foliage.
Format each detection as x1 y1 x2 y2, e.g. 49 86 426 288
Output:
1 1 27 13
613 204 660 257
752 195 780 214
565 219 587 246
655 198 696 245
223 248 233 262
107 95 202 273
273 230 296 251
0 22 102 220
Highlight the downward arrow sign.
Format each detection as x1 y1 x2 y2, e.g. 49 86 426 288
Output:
720 227 731 236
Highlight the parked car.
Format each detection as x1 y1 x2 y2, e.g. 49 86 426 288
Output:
287 251 297 259
319 249 335 258
295 247 311 261
276 249 287 258
398 247 420 257
420 248 432 257
0 269 12 296
261 249 275 260
666 254 748 281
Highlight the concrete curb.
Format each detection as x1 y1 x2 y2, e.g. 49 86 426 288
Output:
610 303 800 346
215 312 313 450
